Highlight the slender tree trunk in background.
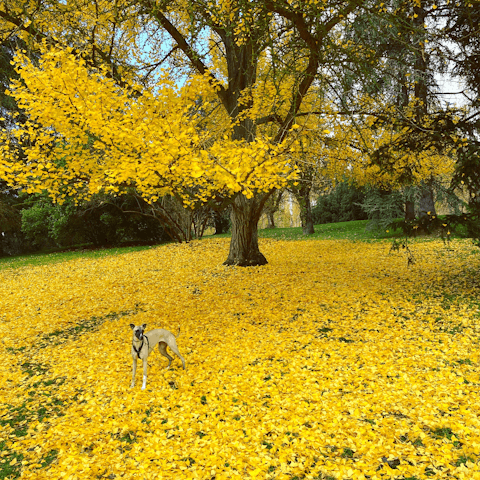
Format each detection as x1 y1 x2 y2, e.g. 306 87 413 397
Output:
262 189 284 229
213 211 228 235
266 212 275 229
470 189 480 239
417 181 437 218
292 185 315 235
472 189 480 211
405 200 416 221
412 0 437 222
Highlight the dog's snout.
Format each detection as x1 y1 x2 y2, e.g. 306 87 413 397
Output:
135 330 143 340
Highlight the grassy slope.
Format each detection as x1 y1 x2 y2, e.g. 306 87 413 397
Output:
258 219 402 241
0 244 157 271
204 219 399 242
0 218 471 271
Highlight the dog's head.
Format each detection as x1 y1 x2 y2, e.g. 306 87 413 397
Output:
130 323 147 340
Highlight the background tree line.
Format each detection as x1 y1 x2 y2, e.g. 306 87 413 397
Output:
0 0 479 260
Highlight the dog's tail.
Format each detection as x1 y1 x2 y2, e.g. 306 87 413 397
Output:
176 326 181 338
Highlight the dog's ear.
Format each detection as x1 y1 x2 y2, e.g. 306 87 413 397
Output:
141 323 147 330
129 324 135 330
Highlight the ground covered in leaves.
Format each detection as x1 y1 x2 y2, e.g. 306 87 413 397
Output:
1 238 480 480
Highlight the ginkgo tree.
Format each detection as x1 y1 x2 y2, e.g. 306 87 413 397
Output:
1 46 297 243
0 0 371 266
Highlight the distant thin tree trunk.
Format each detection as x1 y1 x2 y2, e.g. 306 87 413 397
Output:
301 200 315 235
417 181 436 218
405 200 415 221
291 185 315 235
262 189 283 229
213 210 229 235
266 212 275 229
472 190 480 211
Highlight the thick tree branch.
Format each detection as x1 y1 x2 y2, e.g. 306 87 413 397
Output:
264 0 317 50
274 53 320 144
140 0 229 109
255 113 284 126
264 0 365 143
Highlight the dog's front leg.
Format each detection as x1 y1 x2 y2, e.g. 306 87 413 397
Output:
131 357 137 388
141 359 148 390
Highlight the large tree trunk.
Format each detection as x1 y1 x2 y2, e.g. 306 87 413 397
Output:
222 35 272 265
412 1 437 223
224 194 268 266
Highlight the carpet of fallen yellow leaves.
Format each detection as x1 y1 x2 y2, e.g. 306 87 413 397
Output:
1 238 480 480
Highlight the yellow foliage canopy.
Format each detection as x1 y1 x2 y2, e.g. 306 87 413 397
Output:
321 97 457 189
0 47 297 206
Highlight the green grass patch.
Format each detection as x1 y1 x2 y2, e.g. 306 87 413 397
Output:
0 244 158 271
2 219 477 271
204 219 400 242
429 427 462 448
210 217 476 243
40 450 58 469
0 402 41 479
0 442 23 480
259 220 403 241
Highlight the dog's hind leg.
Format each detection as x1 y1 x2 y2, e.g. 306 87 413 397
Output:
158 342 174 369
168 341 186 370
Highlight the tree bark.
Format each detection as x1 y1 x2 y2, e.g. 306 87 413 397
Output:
300 194 315 235
413 0 428 122
292 185 315 235
224 194 269 266
412 0 437 223
417 182 436 218
301 206 315 235
266 212 275 229
405 200 415 221
262 189 283 228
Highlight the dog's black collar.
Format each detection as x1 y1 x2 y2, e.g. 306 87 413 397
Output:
132 334 149 359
